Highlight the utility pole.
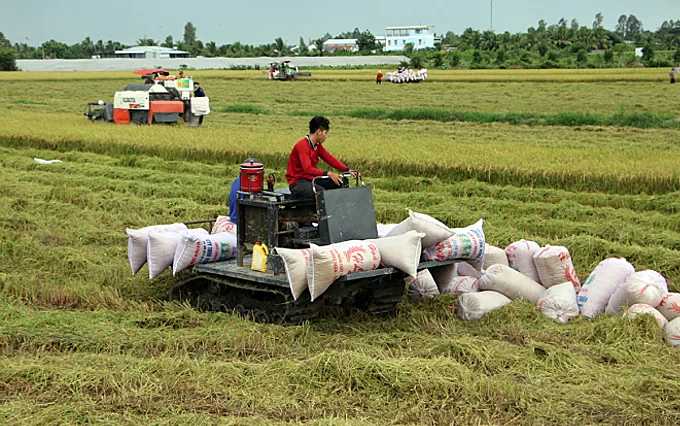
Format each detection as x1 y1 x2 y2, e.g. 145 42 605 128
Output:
490 0 493 32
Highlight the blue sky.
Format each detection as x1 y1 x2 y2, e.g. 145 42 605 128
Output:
1 0 677 46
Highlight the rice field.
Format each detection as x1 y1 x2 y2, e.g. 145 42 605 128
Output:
1 69 680 425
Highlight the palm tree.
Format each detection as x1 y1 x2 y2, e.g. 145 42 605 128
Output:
274 37 289 56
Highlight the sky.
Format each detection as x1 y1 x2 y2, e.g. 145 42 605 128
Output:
1 0 678 47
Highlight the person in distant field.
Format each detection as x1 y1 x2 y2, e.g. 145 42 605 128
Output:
193 82 206 125
178 70 184 78
229 158 260 222
376 70 383 85
670 68 676 84
286 116 358 199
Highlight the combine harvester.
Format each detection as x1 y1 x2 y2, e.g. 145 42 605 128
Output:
266 61 312 81
84 69 209 125
171 163 457 323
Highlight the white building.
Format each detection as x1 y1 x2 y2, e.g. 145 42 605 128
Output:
114 46 190 59
384 25 436 52
322 39 359 53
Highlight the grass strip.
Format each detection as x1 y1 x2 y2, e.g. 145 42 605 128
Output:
286 107 679 129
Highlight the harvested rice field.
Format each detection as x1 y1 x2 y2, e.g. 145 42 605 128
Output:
1 69 679 425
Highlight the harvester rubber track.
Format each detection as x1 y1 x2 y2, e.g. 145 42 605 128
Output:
170 275 322 324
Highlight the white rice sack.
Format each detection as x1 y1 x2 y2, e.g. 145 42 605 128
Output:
477 264 546 304
147 228 208 279
441 276 479 295
665 317 680 348
483 244 509 269
504 239 540 282
386 210 454 248
366 230 424 278
457 261 483 278
211 216 237 235
126 223 188 275
421 219 485 263
429 263 458 293
172 232 237 276
533 245 581 292
275 247 311 301
307 241 381 302
406 269 440 301
605 270 669 315
537 282 579 324
376 223 399 238
657 293 680 322
577 258 635 318
624 304 668 330
456 291 511 321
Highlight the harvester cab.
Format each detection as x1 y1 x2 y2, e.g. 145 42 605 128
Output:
171 163 458 324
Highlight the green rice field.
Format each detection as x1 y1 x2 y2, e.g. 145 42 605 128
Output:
1 69 680 425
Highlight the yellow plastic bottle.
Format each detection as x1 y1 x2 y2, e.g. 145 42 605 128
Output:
251 242 269 272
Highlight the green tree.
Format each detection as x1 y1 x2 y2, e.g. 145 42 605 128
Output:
184 22 197 45
432 51 444 67
448 51 461 67
204 41 218 57
313 39 324 56
0 31 10 49
673 48 680 64
298 37 308 56
625 15 643 40
641 41 654 62
403 42 415 56
137 38 157 46
161 35 174 48
273 37 289 56
604 49 614 63
615 15 627 36
576 48 587 64
0 49 18 71
356 30 377 52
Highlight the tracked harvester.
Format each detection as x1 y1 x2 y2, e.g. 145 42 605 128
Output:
85 70 208 125
171 172 456 324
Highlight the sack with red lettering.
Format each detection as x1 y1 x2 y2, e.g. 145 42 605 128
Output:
421 219 485 263
478 264 546 303
127 223 188 275
483 244 508 269
147 228 208 280
537 282 579 324
605 270 668 315
456 291 511 321
441 276 479 294
577 258 635 318
657 293 680 322
533 245 581 292
385 210 454 248
664 317 680 348
211 216 237 235
504 239 540 282
307 241 381 301
406 269 440 301
624 304 668 330
172 232 237 276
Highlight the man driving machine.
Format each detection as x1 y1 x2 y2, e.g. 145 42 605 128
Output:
285 116 358 199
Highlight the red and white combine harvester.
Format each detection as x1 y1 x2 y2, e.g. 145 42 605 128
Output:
84 69 209 125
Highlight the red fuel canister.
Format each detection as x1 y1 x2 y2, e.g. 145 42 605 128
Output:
240 161 264 193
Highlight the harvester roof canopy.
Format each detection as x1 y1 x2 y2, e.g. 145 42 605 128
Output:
132 68 170 76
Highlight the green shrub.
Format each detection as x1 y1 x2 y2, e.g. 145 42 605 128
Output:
0 49 18 71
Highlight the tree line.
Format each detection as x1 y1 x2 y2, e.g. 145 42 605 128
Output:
1 14 680 71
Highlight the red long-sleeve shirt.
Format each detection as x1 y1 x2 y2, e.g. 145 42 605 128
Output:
286 136 348 185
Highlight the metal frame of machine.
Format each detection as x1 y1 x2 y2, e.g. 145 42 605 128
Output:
171 172 459 323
